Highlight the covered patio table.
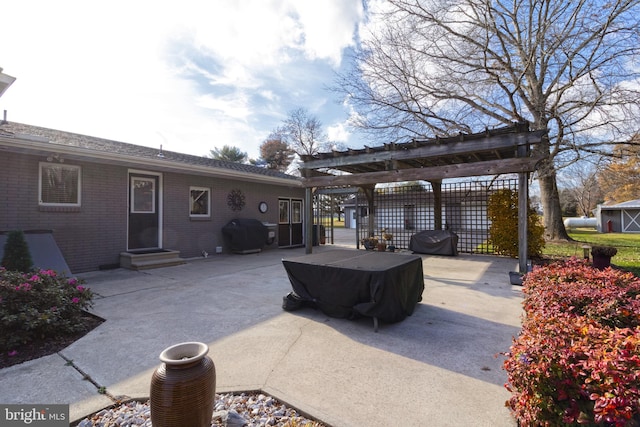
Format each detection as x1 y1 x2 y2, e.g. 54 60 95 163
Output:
282 249 424 330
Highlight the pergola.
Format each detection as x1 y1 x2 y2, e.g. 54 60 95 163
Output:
297 121 546 273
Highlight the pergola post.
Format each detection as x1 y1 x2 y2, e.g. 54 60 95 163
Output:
430 180 442 230
305 187 313 254
361 185 376 237
518 144 529 274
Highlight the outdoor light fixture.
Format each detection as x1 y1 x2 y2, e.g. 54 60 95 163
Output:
46 153 64 163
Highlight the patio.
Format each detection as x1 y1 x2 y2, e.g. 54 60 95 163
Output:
0 230 523 426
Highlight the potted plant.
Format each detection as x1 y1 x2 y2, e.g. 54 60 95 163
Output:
591 245 617 270
361 237 378 250
382 231 394 252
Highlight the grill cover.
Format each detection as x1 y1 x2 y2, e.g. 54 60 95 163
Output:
409 230 459 256
222 219 268 253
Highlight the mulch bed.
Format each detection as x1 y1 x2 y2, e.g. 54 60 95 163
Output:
0 312 104 369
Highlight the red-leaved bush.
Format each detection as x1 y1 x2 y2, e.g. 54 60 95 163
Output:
504 258 640 426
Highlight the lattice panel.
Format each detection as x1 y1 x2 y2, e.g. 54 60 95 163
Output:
314 179 518 254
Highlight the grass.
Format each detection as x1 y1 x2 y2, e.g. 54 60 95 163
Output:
543 228 640 276
316 218 346 227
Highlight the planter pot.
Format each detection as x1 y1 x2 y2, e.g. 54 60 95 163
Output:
377 243 387 251
363 241 376 250
509 271 524 286
592 254 612 270
150 342 216 427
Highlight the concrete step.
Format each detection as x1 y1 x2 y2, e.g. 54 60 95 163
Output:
119 250 186 270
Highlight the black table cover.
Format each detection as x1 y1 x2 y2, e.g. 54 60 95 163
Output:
409 230 459 256
282 250 424 324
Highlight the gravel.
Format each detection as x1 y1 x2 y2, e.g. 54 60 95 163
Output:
76 391 326 427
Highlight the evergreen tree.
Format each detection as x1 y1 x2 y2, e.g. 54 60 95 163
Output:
1 230 33 272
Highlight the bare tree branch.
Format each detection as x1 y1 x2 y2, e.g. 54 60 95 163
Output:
335 0 640 239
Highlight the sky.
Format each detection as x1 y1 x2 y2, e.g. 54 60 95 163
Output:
0 1 367 160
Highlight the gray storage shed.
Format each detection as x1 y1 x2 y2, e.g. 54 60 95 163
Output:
595 199 640 233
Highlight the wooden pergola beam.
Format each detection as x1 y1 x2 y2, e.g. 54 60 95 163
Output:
300 129 546 170
301 156 543 188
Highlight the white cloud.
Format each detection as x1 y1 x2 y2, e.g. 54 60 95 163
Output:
0 0 364 159
293 1 364 65
327 122 350 143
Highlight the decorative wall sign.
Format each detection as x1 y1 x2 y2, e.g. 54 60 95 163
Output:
227 188 246 211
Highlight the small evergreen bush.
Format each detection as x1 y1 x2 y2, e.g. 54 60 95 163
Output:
1 230 33 273
487 189 545 258
0 268 94 353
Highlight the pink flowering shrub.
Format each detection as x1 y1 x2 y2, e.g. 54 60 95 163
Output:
0 267 94 352
504 258 640 426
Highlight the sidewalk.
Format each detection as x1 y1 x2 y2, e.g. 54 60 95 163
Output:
0 233 522 426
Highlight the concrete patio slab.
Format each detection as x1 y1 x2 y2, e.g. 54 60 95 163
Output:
0 230 522 426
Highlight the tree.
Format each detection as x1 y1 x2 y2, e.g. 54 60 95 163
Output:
314 193 349 222
1 230 33 273
558 188 578 217
209 145 247 163
259 134 294 171
333 195 348 221
597 142 640 204
336 0 640 241
280 108 329 156
559 162 603 217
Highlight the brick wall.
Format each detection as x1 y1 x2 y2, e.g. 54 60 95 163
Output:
1 152 304 272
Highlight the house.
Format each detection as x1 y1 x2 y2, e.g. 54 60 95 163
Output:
0 121 305 273
595 199 640 233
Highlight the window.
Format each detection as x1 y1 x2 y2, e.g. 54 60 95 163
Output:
190 187 210 217
292 200 302 223
131 177 156 213
39 163 81 206
279 200 289 223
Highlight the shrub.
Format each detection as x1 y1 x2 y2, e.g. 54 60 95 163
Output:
0 268 94 352
522 258 640 329
1 230 33 273
504 258 640 426
487 189 545 258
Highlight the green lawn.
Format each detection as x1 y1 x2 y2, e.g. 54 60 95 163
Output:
543 228 640 276
316 218 345 227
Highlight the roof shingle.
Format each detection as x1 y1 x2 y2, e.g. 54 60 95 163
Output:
0 121 299 182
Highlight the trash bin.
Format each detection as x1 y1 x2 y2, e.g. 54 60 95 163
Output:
221 219 268 254
312 225 326 246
